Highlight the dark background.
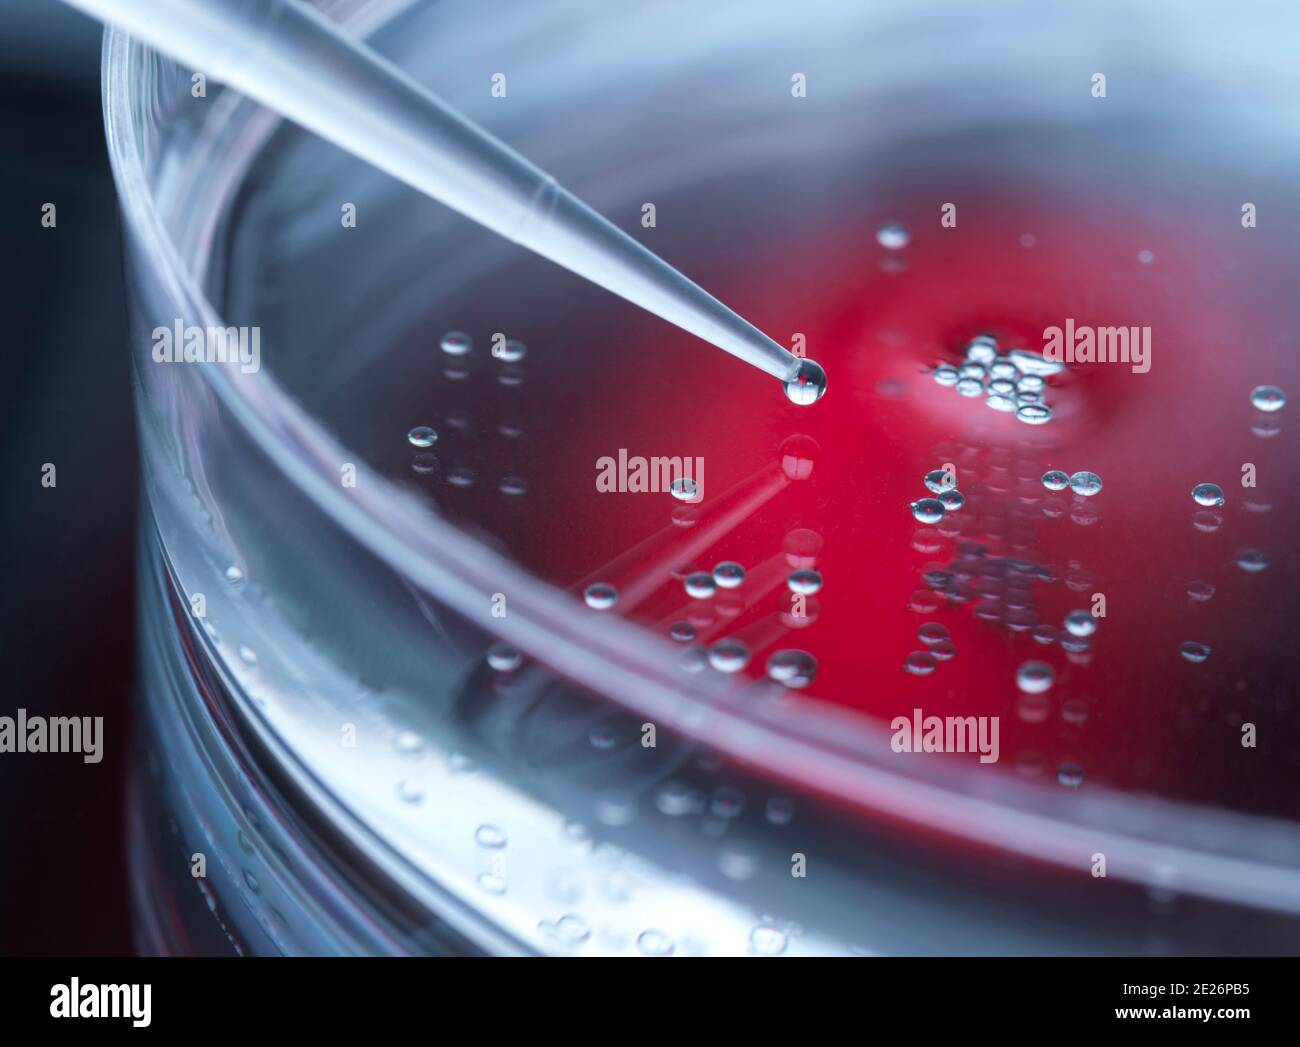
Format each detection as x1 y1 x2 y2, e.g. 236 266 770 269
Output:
0 0 135 954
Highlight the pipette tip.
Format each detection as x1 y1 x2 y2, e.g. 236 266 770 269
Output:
783 358 828 405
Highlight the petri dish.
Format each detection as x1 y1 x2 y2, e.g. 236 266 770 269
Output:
111 0 1300 955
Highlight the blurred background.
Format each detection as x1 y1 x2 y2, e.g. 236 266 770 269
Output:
0 0 134 954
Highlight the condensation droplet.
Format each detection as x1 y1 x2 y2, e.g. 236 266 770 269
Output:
1191 482 1224 508
918 622 950 645
670 476 699 501
684 572 717 599
440 331 472 356
1236 549 1270 573
477 872 507 895
933 364 960 387
494 338 526 362
787 569 823 595
765 649 818 689
668 621 697 643
407 426 438 448
1016 403 1053 426
1064 610 1097 637
876 221 910 250
924 469 956 493
1251 385 1286 412
637 929 675 956
487 642 522 672
708 639 751 673
584 582 618 610
910 498 946 524
1016 660 1054 694
475 824 508 849
712 561 745 589
904 651 937 676
1069 470 1103 497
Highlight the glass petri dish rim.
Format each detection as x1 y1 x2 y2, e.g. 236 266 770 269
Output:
103 0 1300 913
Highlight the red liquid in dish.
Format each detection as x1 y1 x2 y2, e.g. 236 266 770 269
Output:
374 163 1299 820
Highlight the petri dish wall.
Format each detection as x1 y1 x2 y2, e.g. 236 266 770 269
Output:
111 0 1300 955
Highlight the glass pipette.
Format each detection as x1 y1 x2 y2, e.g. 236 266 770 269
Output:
62 0 828 404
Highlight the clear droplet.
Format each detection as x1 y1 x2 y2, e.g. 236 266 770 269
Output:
876 221 910 250
930 639 957 661
924 469 956 493
1250 385 1286 412
540 914 591 948
955 377 985 398
989 360 1018 381
787 568 823 595
1069 470 1103 496
783 358 828 405
1017 374 1045 393
1057 762 1084 789
1008 348 1065 377
933 364 960 387
1178 641 1211 663
407 426 438 448
1191 482 1224 508
1016 403 1053 425
765 649 818 689
1031 623 1059 645
637 929 675 957
499 475 527 496
918 622 950 645
684 572 716 599
493 338 526 362
713 561 745 589
1042 469 1070 491
669 476 699 501
475 824 508 848
1236 548 1270 573
668 621 697 643
224 564 245 586
440 330 472 356
477 872 507 895
766 797 796 826
1016 660 1054 694
904 651 937 675
986 393 1017 412
911 498 946 524
1186 580 1215 602
583 583 618 610
487 642 522 672
447 465 476 487
965 336 998 366
1064 610 1096 637
708 639 750 673
938 489 965 511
